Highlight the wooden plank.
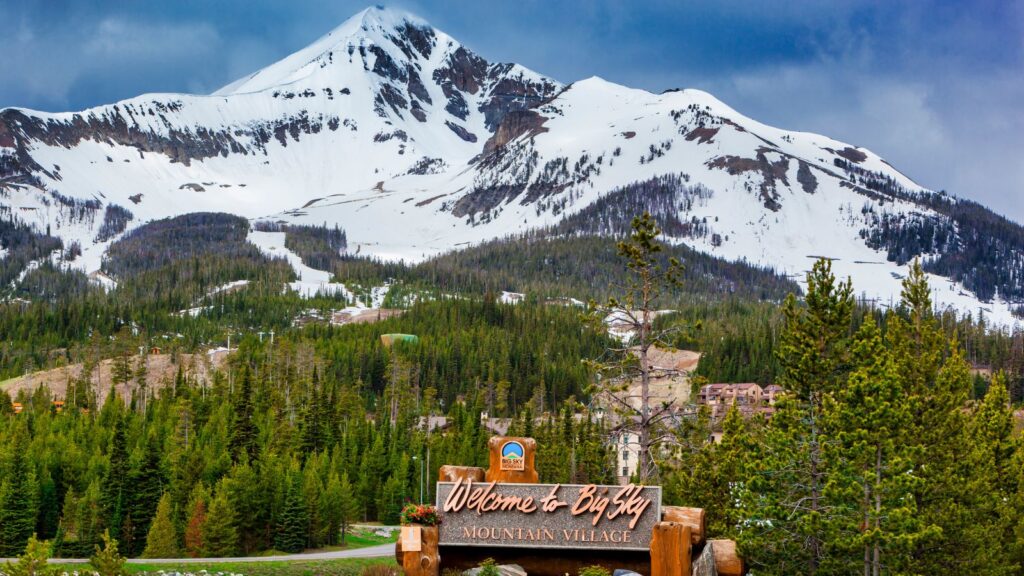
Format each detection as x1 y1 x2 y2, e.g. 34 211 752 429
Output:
650 522 692 576
661 506 706 545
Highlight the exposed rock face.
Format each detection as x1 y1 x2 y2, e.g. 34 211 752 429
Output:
482 109 548 155
445 121 478 143
707 149 789 211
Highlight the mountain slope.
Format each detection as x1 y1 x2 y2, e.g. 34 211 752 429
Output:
1 6 1021 323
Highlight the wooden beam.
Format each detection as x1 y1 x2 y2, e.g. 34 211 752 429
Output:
709 539 744 576
650 522 692 576
661 506 705 545
438 465 486 483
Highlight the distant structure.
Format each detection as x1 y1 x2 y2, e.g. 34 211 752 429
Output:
698 382 784 419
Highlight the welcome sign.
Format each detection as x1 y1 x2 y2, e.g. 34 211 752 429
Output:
436 479 662 551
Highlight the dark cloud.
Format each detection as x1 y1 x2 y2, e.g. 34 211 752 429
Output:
1 0 1020 221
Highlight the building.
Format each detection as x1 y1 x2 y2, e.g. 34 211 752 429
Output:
698 382 782 420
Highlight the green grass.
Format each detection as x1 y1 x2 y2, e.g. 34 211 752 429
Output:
50 556 397 576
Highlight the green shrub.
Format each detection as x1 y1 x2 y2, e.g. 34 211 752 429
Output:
579 565 611 576
478 557 500 576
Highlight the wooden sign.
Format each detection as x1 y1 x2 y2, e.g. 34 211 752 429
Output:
401 525 423 552
436 479 661 551
486 436 539 483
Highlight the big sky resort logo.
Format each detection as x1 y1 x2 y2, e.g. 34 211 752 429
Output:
500 440 525 471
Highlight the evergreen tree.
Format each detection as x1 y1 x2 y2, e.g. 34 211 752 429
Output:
824 319 931 575
962 372 1017 573
228 367 258 463
274 474 308 553
201 486 237 557
589 212 685 482
892 262 975 573
5 534 54 576
738 258 853 575
89 530 128 576
101 415 129 545
337 472 360 544
376 474 405 526
142 493 180 558
184 497 207 558
124 433 165 556
0 426 39 556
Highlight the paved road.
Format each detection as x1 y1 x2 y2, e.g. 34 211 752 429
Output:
8 543 396 565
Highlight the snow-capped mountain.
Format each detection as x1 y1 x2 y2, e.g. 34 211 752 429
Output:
1 6 1022 322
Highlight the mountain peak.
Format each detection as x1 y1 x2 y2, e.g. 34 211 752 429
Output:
213 5 435 96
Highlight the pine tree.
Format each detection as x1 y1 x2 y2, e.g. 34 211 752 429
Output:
962 372 1017 573
183 484 209 558
228 367 258 463
274 474 308 553
338 472 360 544
201 487 237 557
320 471 343 546
125 433 164 556
891 262 975 573
89 530 128 576
0 426 39 556
588 212 685 482
101 416 129 545
376 474 405 526
5 534 54 576
738 258 853 575
142 493 180 558
823 319 931 575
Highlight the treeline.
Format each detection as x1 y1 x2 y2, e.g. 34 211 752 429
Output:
838 158 1024 305
253 221 348 272
102 212 295 308
0 302 615 557
664 261 1024 574
409 234 798 302
0 215 63 290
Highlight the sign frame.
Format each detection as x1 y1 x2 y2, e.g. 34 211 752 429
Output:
436 480 662 552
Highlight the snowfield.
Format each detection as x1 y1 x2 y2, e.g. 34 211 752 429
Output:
0 6 1019 326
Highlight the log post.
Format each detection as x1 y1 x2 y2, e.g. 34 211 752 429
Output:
661 506 706 546
438 465 486 483
485 437 539 484
401 525 440 576
650 522 692 576
708 539 743 576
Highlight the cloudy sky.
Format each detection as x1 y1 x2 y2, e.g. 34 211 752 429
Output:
2 0 1021 222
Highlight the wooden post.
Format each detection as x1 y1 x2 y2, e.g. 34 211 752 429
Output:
708 539 744 576
401 525 440 576
661 506 706 545
438 465 486 483
485 436 539 483
650 522 692 576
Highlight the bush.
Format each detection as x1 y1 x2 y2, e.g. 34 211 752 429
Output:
579 566 611 576
478 558 500 576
